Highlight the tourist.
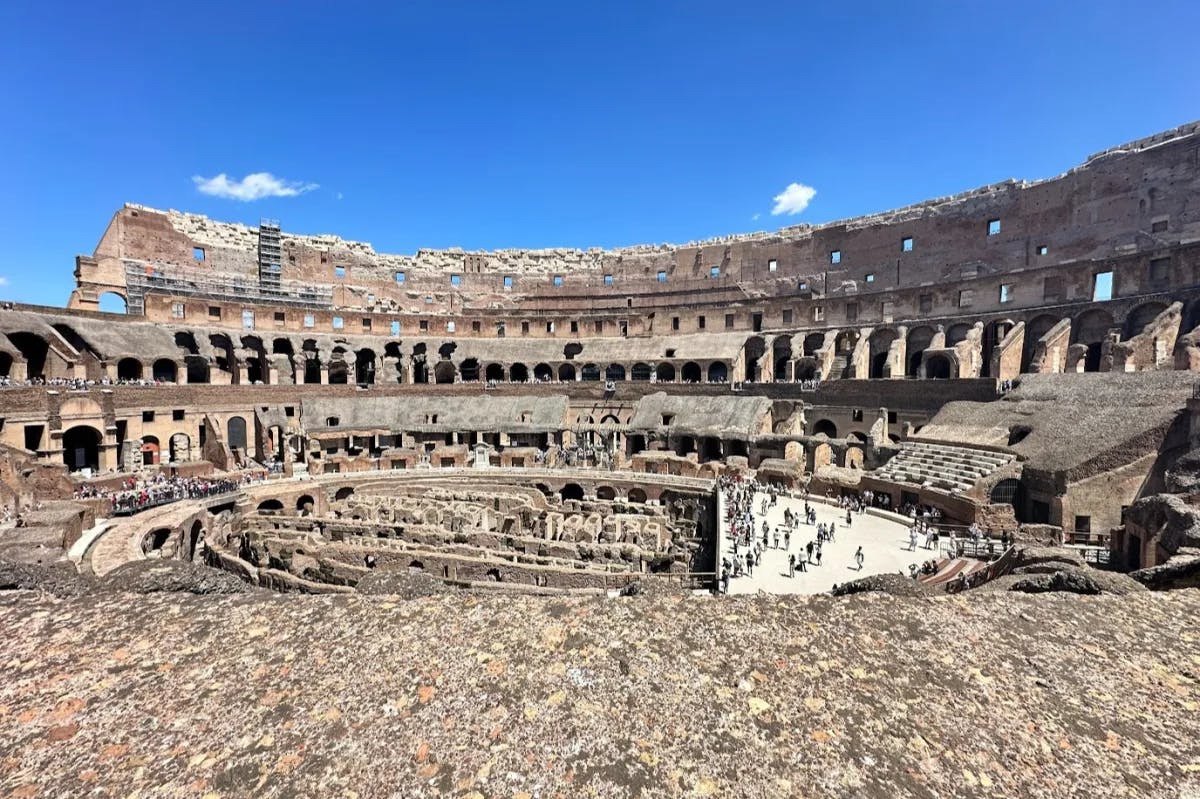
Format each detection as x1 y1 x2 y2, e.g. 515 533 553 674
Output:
788 553 796 578
854 546 864 570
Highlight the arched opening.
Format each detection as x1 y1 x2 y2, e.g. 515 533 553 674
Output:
485 568 502 582
0 352 11 379
707 362 728 383
990 479 1022 507
296 494 315 515
144 528 171 553
794 362 817 380
485 363 505 382
62 425 101 472
605 364 626 381
1125 303 1168 338
655 362 675 382
534 363 553 382
459 358 480 382
227 416 247 450
334 486 355 502
98 292 127 314
303 357 322 384
596 485 617 500
188 520 204 559
411 346 429 384
773 335 793 381
742 336 766 382
868 329 898 378
1022 314 1060 372
906 326 936 377
169 432 191 462
812 443 833 469
7 333 49 380
272 338 294 356
844 447 864 469
1007 425 1031 446
925 355 953 379
140 435 160 466
701 437 722 461
328 358 349 385
681 362 701 383
870 352 889 379
561 483 584 501
627 487 647 503
558 363 576 382
946 324 971 347
433 361 456 384
409 560 425 572
812 419 837 438
151 359 177 383
510 362 529 382
803 333 825 356
245 357 266 385
581 363 601 381
356 349 377 385
185 356 209 384
631 363 651 381
835 331 858 354
117 358 143 381
257 499 284 513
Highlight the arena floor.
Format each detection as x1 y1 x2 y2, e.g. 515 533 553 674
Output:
720 490 924 594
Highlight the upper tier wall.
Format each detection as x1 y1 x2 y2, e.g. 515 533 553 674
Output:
69 120 1200 315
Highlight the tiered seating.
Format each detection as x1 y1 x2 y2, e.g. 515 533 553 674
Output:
873 441 1014 492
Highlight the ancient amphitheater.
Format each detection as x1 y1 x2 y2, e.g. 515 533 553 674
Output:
2 122 1200 798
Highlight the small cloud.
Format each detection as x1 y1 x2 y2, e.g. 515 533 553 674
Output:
771 182 817 216
751 213 761 221
0 277 8 287
336 192 344 201
192 172 318 201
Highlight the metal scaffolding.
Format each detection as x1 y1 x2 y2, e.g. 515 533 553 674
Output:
123 261 333 312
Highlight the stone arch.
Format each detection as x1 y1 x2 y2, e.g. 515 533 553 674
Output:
561 483 584 501
784 440 804 462
773 335 793 380
227 416 248 450
534 362 553 382
812 442 833 469
334 486 355 501
510 362 529 382
605 363 626 381
62 425 102 472
812 419 837 438
117 357 143 381
303 357 322 384
143 528 171 553
151 358 177 383
328 357 349 384
946 324 971 347
990 478 1022 506
707 362 729 383
433 361 456 384
140 435 160 466
98 291 128 314
169 432 191 462
296 494 315 514
581 363 601 381
631 362 652 381
655 362 676 382
1022 314 1060 372
1125 302 1168 338
681 361 702 383
803 333 825 356
257 499 284 513
1072 309 1114 345
844 446 864 469
743 336 767 382
459 358 480 382
925 354 953 379
906 326 936 376
835 330 858 354
596 485 617 501
627 487 647 503
356 349 377 385
7 333 49 380
485 363 505 382
558 363 576 381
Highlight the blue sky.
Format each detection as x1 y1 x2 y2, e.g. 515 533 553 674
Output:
1 0 1198 307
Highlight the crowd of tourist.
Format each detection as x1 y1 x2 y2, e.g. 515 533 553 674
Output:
0 376 167 389
74 472 265 515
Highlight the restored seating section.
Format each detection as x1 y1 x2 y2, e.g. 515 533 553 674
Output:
873 441 1014 493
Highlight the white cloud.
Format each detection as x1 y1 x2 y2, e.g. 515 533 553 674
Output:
336 192 344 201
770 182 817 216
0 277 9 287
751 212 761 221
192 172 318 201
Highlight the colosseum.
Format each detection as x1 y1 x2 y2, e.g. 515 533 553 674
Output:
3 122 1200 797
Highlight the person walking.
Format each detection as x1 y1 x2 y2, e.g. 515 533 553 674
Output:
854 546 865 570
788 553 796 578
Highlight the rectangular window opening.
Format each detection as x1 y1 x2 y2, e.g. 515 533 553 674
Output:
987 219 1001 236
901 237 913 252
1093 271 1113 302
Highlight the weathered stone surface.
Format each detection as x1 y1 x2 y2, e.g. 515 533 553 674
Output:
830 572 935 597
4 589 1197 798
355 568 453 598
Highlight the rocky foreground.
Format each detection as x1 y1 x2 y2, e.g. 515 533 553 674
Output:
0 586 1198 798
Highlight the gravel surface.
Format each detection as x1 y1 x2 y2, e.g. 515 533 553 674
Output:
0 589 1198 798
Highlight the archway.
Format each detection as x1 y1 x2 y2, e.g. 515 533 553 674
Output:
681 362 701 383
655 362 675 382
581 363 601 381
1125 302 1168 338
812 419 837 438
257 499 284 513
227 416 247 450
627 487 647 503
946 324 971 347
460 358 480 382
296 494 315 515
7 333 49 380
169 432 191 462
434 361 456 384
773 335 793 381
356 350 377 385
534 363 553 382
925 355 953 379
812 443 833 470
868 329 898 378
906 326 935 377
803 333 825 356
98 292 127 314
631 363 651 381
328 359 349 384
152 359 177 383
485 363 505 382
510 362 529 382
1022 314 1060 372
596 485 617 500
303 357 322 384
334 486 355 501
140 435 160 466
844 447 864 469
561 483 584 501
707 362 729 383
742 336 766 382
558 363 576 381
117 358 143 381
605 364 626 381
62 425 101 472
